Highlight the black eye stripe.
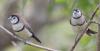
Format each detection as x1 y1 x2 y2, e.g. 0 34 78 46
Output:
75 10 79 12
12 17 15 19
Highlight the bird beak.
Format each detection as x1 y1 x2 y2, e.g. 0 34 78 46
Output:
8 16 11 20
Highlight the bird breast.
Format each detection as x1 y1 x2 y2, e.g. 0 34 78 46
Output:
12 23 24 31
71 15 85 25
12 23 32 40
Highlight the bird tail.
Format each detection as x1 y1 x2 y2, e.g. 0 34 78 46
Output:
86 28 97 36
31 35 42 43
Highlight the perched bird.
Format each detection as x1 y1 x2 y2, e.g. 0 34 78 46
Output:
70 8 97 39
8 14 41 43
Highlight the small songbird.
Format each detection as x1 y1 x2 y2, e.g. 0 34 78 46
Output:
8 14 41 43
70 8 97 37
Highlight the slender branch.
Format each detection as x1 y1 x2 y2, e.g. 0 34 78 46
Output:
0 25 59 51
70 4 100 51
90 21 100 24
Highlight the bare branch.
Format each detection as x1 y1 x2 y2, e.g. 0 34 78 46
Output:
90 21 99 24
0 25 59 51
70 4 100 51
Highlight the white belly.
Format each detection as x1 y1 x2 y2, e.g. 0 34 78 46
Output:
15 28 32 40
12 22 32 40
71 15 85 25
12 23 24 31
72 24 86 34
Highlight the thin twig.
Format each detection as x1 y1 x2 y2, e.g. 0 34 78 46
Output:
0 25 59 51
70 4 100 51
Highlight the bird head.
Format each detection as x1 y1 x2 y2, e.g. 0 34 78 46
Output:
72 8 82 19
8 15 19 24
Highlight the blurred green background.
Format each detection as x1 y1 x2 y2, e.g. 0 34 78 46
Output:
0 0 99 51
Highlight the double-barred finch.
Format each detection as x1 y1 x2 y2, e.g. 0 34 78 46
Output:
70 9 97 39
8 14 41 43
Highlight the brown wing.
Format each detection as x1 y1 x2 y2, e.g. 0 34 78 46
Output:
86 28 97 36
21 15 41 43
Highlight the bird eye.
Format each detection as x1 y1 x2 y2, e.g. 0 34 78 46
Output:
13 17 16 19
77 10 79 12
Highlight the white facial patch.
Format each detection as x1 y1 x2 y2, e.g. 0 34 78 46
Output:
9 16 19 24
72 9 81 18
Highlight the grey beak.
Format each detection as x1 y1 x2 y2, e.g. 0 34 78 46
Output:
8 16 12 20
